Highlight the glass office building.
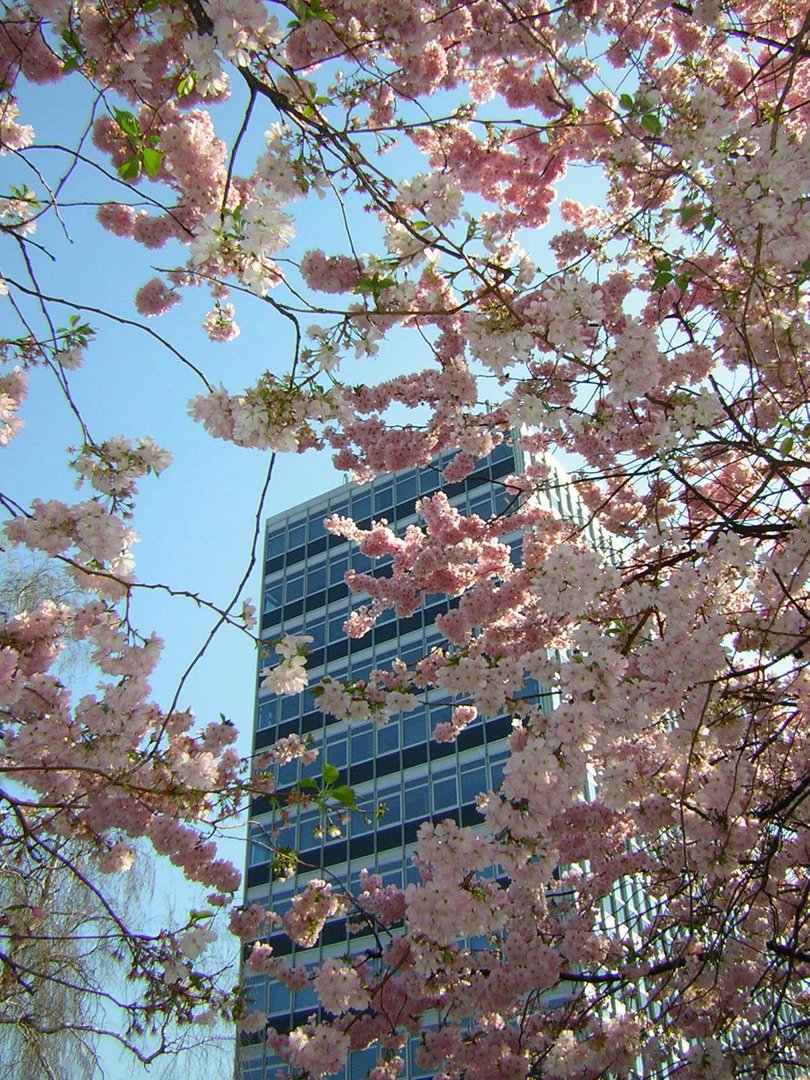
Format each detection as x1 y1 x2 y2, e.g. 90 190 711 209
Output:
239 440 609 1080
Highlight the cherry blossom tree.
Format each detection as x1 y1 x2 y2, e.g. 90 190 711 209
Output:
2 0 810 1076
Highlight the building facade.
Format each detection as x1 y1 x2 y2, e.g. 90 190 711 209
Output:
239 440 606 1080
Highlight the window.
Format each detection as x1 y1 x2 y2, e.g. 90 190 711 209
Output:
396 473 418 501
491 441 514 464
380 861 403 888
432 769 458 811
268 981 291 1015
307 562 327 593
306 616 326 650
294 980 317 1011
350 1047 377 1078
280 694 299 721
351 726 373 765
404 780 429 821
300 754 320 779
257 698 278 731
494 485 512 513
470 490 492 518
490 751 508 790
286 569 305 603
267 529 285 558
377 782 402 826
328 612 347 643
402 707 427 747
375 645 398 669
352 551 372 575
263 582 282 614
308 514 327 541
374 483 394 512
298 811 320 851
377 723 399 755
400 639 424 667
419 469 439 494
326 732 348 768
249 824 270 867
352 794 376 837
329 555 349 586
351 491 372 519
244 974 266 1012
351 658 373 682
461 764 487 804
288 521 306 550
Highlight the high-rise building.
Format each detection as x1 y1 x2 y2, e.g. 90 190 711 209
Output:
239 440 606 1080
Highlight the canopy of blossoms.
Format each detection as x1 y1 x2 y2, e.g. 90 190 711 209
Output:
1 0 809 1076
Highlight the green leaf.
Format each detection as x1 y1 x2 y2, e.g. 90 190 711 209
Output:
781 436 795 457
619 93 635 111
354 275 397 297
113 108 140 139
322 761 339 786
331 785 358 810
177 71 196 97
679 204 702 226
141 147 164 179
298 777 318 790
118 155 141 180
651 270 674 292
641 112 662 136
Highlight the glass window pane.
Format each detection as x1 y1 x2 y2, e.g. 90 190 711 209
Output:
281 694 299 721
288 521 306 549
397 474 418 501
308 514 327 541
403 709 427 747
351 728 373 764
419 470 439 494
374 483 393 513
286 571 305 602
352 491 372 519
377 723 399 755
404 781 429 821
268 982 290 1014
352 658 373 682
299 813 320 850
264 582 283 614
329 556 349 585
461 766 487 804
351 1047 377 1079
308 563 327 593
257 698 278 731
352 552 372 574
433 774 458 810
470 491 492 518
326 733 348 768
377 788 401 825
268 529 285 557
490 754 507 790
306 617 326 650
